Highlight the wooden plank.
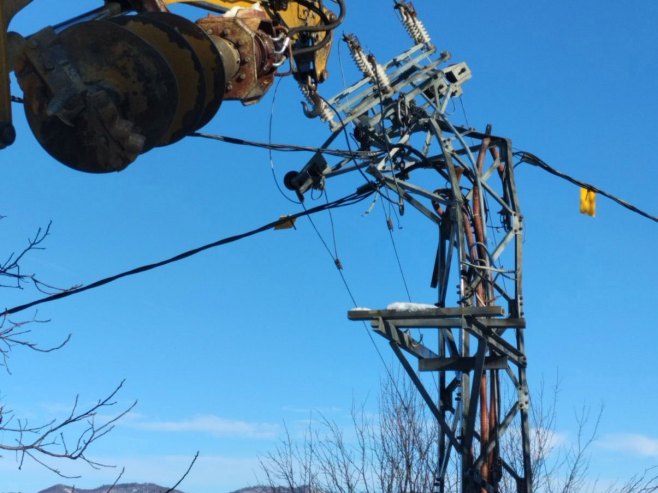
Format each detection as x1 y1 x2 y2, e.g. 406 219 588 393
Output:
348 305 505 320
419 356 508 372
386 318 526 329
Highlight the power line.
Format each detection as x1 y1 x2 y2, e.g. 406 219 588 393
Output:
302 191 417 416
516 151 658 223
268 77 301 204
191 131 384 159
1 189 374 318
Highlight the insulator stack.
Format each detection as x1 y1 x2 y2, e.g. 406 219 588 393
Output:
343 33 375 79
368 53 393 94
343 34 392 95
395 2 431 45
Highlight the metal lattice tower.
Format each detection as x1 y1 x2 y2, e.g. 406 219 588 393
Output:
287 3 532 492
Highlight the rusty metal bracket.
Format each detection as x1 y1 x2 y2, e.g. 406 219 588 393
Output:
197 9 277 104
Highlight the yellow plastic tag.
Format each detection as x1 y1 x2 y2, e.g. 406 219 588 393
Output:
580 188 596 217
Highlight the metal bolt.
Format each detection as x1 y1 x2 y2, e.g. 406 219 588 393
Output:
222 29 230 37
237 73 246 81
226 83 233 91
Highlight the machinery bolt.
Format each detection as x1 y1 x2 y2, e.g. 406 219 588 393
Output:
226 83 233 91
237 73 246 81
222 29 230 37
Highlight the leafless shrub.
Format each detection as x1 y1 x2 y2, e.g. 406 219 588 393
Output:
260 376 446 493
0 219 132 478
262 374 657 493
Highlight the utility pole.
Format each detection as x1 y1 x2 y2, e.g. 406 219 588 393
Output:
286 3 532 492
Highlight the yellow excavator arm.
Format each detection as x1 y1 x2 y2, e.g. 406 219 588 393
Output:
0 0 343 171
163 0 336 82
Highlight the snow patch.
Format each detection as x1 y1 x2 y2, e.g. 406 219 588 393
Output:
386 302 437 311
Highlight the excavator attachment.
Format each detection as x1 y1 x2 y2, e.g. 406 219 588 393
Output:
163 0 339 84
1 0 342 172
15 13 225 172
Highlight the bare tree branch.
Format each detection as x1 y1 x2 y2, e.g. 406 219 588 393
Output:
0 218 133 485
164 451 199 493
0 221 69 294
262 374 657 493
260 376 439 493
0 313 71 373
105 466 126 493
0 380 136 477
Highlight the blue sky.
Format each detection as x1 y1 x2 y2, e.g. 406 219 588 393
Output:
2 1 657 492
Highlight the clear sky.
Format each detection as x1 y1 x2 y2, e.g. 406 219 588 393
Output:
2 1 657 492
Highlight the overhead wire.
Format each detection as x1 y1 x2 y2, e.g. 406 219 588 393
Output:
1 189 374 318
268 77 301 204
381 200 412 302
287 83 419 407
323 190 341 262
302 188 417 416
317 95 379 189
318 87 412 301
190 131 381 159
515 151 658 224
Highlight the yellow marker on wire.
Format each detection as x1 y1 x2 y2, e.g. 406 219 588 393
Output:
580 188 596 217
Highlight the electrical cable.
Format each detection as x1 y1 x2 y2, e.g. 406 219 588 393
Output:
268 78 301 204
323 190 340 260
316 96 403 211
301 201 338 267
515 151 658 224
190 131 380 158
369 57 406 209
317 94 402 209
287 0 346 58
302 194 416 416
383 215 412 302
1 189 374 318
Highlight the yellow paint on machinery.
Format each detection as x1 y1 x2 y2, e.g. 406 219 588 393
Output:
164 0 333 82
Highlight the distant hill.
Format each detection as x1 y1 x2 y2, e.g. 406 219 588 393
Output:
38 483 185 493
38 483 317 493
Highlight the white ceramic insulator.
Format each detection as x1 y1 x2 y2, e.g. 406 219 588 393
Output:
347 40 375 79
413 16 431 44
399 6 431 45
373 61 393 93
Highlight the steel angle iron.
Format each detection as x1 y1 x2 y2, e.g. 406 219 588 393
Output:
286 3 532 492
